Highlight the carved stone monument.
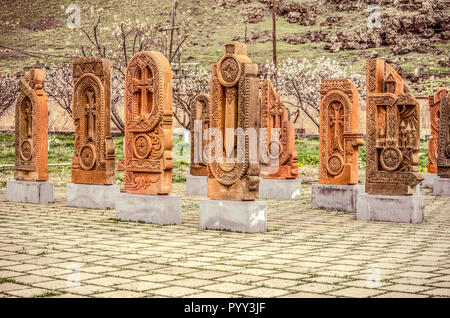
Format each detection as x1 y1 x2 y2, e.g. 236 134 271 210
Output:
433 90 450 196
422 89 448 188
66 57 119 209
312 79 364 212
199 42 266 233
116 51 181 224
7 67 54 204
258 79 301 200
186 93 210 196
357 59 424 223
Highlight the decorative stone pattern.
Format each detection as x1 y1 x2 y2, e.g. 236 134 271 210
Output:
190 93 210 176
428 88 448 174
365 59 423 195
260 79 298 179
121 51 174 195
437 91 450 178
71 57 115 185
14 68 48 182
207 42 260 201
318 79 363 185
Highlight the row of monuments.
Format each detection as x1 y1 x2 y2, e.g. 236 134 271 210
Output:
6 41 450 233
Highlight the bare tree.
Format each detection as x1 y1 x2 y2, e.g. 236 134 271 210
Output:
0 73 17 118
45 64 73 116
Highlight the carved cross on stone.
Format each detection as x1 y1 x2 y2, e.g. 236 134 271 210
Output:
330 102 344 151
24 99 32 138
133 67 154 116
84 89 96 142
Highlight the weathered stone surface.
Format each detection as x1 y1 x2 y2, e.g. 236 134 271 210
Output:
421 173 439 189
186 173 207 197
199 199 266 233
190 93 210 177
116 193 181 225
7 180 54 204
427 89 448 173
207 42 260 201
437 92 450 178
66 183 120 209
121 51 173 195
14 67 48 182
311 183 363 212
260 79 298 180
318 79 363 185
71 57 115 185
258 178 301 200
365 59 423 195
433 177 450 196
356 191 424 223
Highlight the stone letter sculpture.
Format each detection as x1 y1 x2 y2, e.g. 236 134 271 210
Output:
437 90 450 178
122 51 173 195
365 59 423 195
260 79 298 179
428 88 448 174
318 79 363 185
190 93 210 176
207 42 260 200
71 57 115 184
14 68 48 181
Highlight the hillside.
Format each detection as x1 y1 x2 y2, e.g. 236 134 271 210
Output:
0 0 449 94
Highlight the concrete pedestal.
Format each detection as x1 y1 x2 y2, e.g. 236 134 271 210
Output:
66 183 120 210
356 192 424 223
258 178 301 200
421 173 439 189
186 173 207 196
312 184 364 212
116 193 181 225
199 200 267 233
433 177 450 196
6 180 54 204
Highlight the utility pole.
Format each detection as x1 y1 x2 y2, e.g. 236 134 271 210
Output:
169 0 179 62
272 0 277 67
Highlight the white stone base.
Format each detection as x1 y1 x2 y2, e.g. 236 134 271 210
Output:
116 193 181 225
312 184 364 212
258 178 301 200
66 183 120 210
356 192 424 223
421 173 439 189
199 199 267 233
433 177 450 196
6 180 54 204
186 173 207 196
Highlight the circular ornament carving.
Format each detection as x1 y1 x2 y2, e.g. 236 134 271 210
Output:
79 144 96 170
20 139 33 161
327 154 344 176
133 134 152 159
380 147 402 171
217 55 241 87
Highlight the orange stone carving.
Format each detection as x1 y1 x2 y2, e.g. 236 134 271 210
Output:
71 57 115 185
190 93 210 176
207 42 260 201
437 89 450 178
428 88 448 174
260 79 298 179
318 79 363 185
14 68 48 181
365 59 423 195
122 51 173 195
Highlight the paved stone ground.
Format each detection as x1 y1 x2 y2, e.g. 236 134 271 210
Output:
0 183 449 298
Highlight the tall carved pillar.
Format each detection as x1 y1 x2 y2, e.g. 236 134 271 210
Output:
318 79 363 185
71 57 115 185
437 91 450 178
190 93 210 176
207 42 260 201
428 88 449 174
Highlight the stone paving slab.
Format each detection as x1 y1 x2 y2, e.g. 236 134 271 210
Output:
0 183 449 298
